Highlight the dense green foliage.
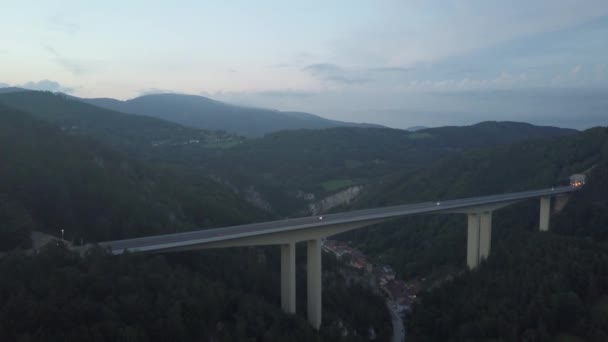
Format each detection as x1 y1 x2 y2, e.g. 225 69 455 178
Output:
2 89 607 341
553 158 608 242
408 231 608 341
356 127 605 207
0 244 390 342
0 90 576 217
0 196 34 251
0 98 392 341
206 122 575 215
342 127 608 341
344 127 607 280
0 91 244 158
0 104 265 244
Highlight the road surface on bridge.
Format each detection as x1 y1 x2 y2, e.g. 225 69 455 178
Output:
100 186 576 254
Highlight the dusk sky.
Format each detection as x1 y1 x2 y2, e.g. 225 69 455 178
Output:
1 0 607 129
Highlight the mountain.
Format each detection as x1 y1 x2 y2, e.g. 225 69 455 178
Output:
412 121 577 148
0 90 245 160
0 97 392 341
404 152 608 341
1 89 575 218
342 126 606 275
0 103 265 246
82 93 381 136
337 126 608 340
406 125 428 132
0 87 25 94
204 122 576 215
354 126 601 208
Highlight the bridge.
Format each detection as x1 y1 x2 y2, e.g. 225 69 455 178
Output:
99 186 577 329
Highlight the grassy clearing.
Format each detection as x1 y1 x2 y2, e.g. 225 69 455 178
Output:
321 179 355 192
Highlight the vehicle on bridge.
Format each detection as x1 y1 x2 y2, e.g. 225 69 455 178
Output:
569 174 586 187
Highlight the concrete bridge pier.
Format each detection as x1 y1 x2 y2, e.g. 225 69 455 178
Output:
479 212 492 261
539 196 551 231
467 213 480 269
307 238 322 330
280 242 296 314
467 211 492 269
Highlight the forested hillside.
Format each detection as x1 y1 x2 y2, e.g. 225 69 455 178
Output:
0 244 391 342
408 231 608 341
407 162 608 341
0 104 265 247
0 90 243 156
344 127 607 278
2 88 606 341
0 103 392 341
205 122 575 215
340 127 608 341
0 90 577 217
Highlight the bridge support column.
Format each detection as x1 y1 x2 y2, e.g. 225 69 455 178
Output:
307 239 322 330
539 196 551 231
281 242 296 314
479 212 492 261
467 211 493 269
467 213 480 269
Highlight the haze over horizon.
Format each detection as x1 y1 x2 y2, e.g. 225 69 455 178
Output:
2 0 607 129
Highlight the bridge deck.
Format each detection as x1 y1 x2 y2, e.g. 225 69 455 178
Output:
100 186 577 253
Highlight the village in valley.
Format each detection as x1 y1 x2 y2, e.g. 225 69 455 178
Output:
323 239 421 316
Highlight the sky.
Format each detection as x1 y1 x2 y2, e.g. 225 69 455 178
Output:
1 0 607 129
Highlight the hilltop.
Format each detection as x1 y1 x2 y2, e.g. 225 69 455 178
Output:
82 93 380 136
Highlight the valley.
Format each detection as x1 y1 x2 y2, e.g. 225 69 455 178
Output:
3 3 608 341
0 88 607 341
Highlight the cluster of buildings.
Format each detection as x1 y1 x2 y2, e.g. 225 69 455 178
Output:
322 239 419 313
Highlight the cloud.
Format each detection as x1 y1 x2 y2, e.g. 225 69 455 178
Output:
324 1 608 70
255 90 317 98
49 14 80 34
302 63 371 84
303 63 340 73
44 45 86 75
21 80 75 93
570 65 582 77
0 82 9 88
368 67 411 73
139 88 180 96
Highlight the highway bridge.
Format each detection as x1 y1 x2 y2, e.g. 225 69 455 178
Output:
99 186 578 329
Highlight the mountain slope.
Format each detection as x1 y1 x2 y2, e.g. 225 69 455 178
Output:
340 126 606 280
337 127 608 340
355 126 602 207
406 155 608 341
0 90 243 153
0 103 264 246
205 122 576 215
82 93 380 136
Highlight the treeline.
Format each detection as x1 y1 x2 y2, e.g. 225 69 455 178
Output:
407 230 608 341
0 244 391 342
0 245 318 342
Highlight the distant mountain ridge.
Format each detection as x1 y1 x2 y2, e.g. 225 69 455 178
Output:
406 125 429 132
81 93 381 136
